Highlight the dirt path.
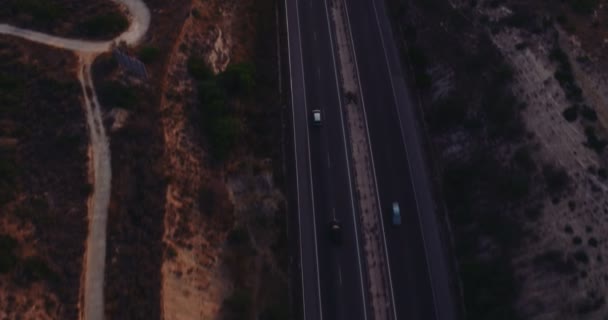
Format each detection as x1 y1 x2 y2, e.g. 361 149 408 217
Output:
0 2 150 319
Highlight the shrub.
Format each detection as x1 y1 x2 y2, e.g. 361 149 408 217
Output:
570 0 598 15
573 250 589 264
97 81 137 109
21 257 54 282
0 156 17 184
223 289 252 319
188 57 213 81
512 146 536 172
408 46 428 69
562 105 578 122
227 226 249 246
495 169 530 201
198 185 216 215
198 80 226 105
10 0 65 25
583 127 607 153
165 246 177 260
208 116 240 160
543 164 570 195
580 105 597 121
218 63 256 97
138 46 161 64
79 12 129 38
428 96 468 131
0 235 17 274
460 257 519 320
533 250 576 274
191 8 201 19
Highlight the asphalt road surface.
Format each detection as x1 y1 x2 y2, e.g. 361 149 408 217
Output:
343 0 458 318
285 0 371 318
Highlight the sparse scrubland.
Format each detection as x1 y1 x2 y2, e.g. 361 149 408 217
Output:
388 0 608 318
0 39 87 319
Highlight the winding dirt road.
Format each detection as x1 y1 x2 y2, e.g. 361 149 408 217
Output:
0 2 150 319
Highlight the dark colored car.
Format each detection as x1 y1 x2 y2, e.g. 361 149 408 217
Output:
329 220 342 244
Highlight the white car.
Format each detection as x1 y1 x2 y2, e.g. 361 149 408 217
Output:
312 109 322 126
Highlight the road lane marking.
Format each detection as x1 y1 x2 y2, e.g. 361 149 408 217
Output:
340 0 398 318
320 0 369 318
366 0 441 317
293 0 325 317
285 0 324 318
284 2 306 319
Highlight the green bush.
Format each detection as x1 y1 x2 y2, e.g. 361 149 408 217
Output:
428 97 468 131
495 169 530 201
0 156 17 184
583 126 607 153
0 73 25 117
208 116 240 160
543 164 570 195
0 156 18 205
227 226 250 246
223 289 252 319
512 146 536 172
97 81 137 109
198 185 216 215
260 302 290 320
0 235 17 274
138 46 161 64
218 63 256 97
21 257 54 282
562 105 579 122
188 57 213 81
580 105 597 121
460 257 520 320
10 0 65 25
533 250 576 274
570 0 598 15
79 12 129 38
198 80 226 106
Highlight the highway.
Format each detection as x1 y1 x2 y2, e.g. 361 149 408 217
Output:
285 0 370 317
342 0 458 318
286 0 458 317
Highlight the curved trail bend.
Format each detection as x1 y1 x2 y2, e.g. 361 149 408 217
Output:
0 2 150 320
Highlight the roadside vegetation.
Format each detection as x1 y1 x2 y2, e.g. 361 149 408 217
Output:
0 0 128 40
385 0 581 319
188 57 255 161
183 0 289 318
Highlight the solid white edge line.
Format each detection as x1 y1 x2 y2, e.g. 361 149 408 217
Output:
341 0 398 318
320 0 369 319
368 0 441 317
294 0 325 318
284 0 310 319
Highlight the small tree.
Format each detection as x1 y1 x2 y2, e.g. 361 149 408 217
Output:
543 164 570 195
218 63 255 97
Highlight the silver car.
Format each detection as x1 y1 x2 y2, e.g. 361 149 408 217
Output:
312 109 322 126
392 202 401 226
